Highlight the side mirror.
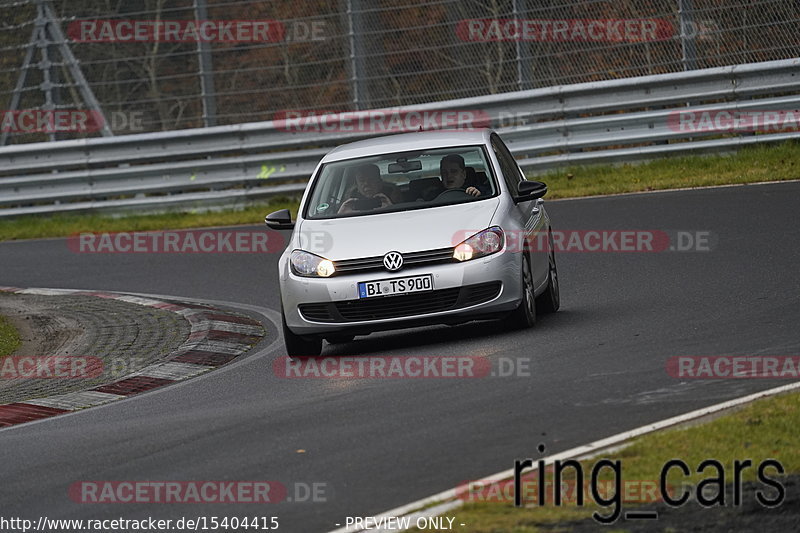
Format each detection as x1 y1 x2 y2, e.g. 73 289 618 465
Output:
515 180 547 203
265 209 295 230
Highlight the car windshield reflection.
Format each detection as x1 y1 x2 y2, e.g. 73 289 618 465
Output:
304 145 498 220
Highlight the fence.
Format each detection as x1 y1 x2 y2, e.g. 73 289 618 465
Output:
2 0 800 144
1 57 798 217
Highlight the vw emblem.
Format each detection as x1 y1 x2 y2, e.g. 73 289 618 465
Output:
383 251 404 271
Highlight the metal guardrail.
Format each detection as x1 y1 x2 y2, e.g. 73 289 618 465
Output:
1 58 799 218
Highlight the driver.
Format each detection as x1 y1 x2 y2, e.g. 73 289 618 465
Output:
440 154 483 197
338 164 401 214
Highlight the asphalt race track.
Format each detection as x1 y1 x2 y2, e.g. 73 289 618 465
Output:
0 180 798 532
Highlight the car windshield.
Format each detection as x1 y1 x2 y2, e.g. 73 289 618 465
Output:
303 145 497 219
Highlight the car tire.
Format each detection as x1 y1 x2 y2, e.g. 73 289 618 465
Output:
536 232 560 314
508 255 536 329
325 335 355 344
282 307 322 357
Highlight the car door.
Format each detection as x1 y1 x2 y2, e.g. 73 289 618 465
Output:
490 133 549 287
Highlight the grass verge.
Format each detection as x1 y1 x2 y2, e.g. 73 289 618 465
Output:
0 197 300 242
419 390 800 532
538 140 800 199
1 141 799 242
0 313 21 358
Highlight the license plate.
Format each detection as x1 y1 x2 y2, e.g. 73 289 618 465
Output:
358 274 433 299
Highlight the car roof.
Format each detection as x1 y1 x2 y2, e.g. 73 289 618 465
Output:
320 129 494 163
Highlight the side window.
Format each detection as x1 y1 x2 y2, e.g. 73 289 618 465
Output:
491 134 524 193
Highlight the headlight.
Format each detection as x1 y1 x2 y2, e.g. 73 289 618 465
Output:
290 250 336 277
453 227 504 261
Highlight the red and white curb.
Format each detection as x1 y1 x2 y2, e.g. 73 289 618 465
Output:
0 287 265 428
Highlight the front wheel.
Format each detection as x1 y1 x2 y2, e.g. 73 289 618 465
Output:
507 256 536 329
282 308 322 357
536 236 560 314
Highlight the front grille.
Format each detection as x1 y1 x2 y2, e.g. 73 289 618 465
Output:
333 247 456 275
337 287 461 320
403 248 457 267
463 282 503 305
297 281 502 323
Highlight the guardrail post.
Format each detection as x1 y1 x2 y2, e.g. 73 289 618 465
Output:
678 0 697 71
346 0 369 110
512 0 532 91
194 0 218 127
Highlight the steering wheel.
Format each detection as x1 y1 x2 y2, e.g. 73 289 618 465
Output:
433 188 472 201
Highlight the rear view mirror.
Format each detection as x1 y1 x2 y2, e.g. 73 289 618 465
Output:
388 158 422 173
515 180 547 203
265 209 294 230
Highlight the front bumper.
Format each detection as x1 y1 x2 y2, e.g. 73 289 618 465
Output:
280 250 523 336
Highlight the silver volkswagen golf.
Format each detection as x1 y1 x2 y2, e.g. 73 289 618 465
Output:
266 129 559 356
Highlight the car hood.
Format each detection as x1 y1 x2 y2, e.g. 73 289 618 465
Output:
296 199 500 260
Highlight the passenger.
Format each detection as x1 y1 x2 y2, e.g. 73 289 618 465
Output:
338 164 401 214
